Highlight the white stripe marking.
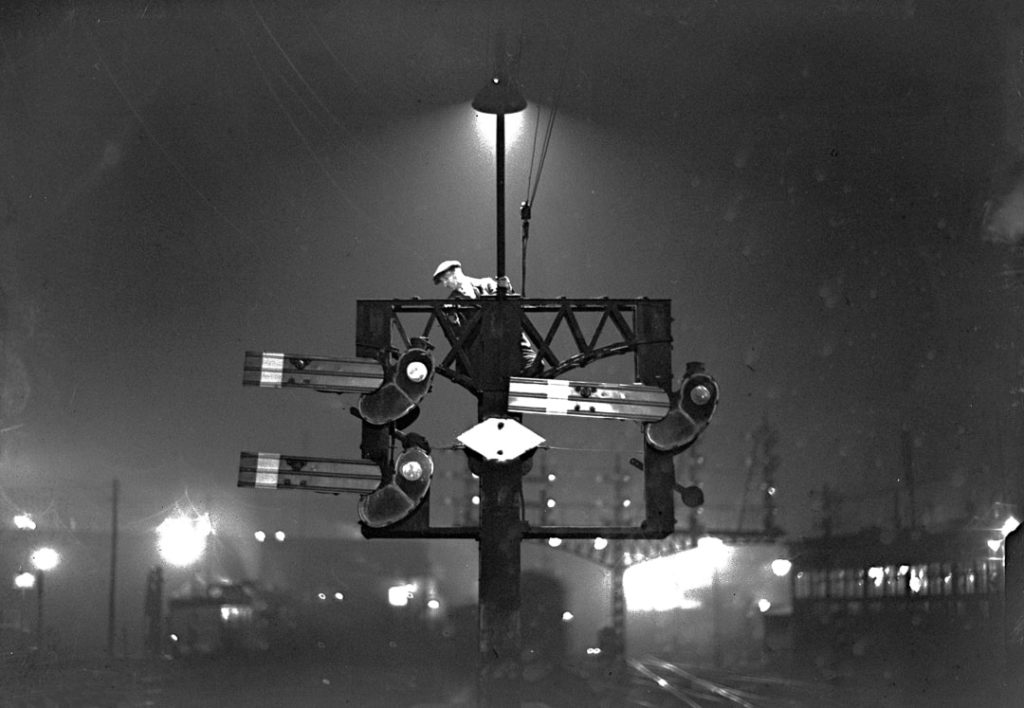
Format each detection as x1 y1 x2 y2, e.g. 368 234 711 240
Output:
255 453 281 488
260 353 284 387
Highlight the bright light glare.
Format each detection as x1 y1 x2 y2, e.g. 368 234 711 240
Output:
770 559 792 577
758 598 772 613
31 547 60 571
254 531 266 543
427 599 440 610
14 571 35 589
548 538 562 548
561 611 574 622
334 592 344 601
388 584 412 607
987 538 1003 553
593 537 608 551
13 514 36 530
472 107 526 152
274 530 286 542
623 538 732 611
400 461 423 481
1001 516 1021 537
156 513 212 567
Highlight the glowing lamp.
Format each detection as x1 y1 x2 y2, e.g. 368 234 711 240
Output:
405 361 428 383
31 547 60 572
399 459 424 482
472 76 526 115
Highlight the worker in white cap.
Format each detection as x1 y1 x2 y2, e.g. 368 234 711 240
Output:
431 260 512 297
432 260 536 371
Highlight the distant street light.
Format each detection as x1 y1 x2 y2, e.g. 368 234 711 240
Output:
14 571 35 589
156 512 213 567
31 547 59 571
13 514 36 530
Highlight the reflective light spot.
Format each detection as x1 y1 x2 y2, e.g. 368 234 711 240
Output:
758 598 772 613
593 537 608 551
275 530 286 542
548 538 562 548
561 611 574 622
400 461 423 481
770 559 792 577
254 530 266 543
405 361 428 383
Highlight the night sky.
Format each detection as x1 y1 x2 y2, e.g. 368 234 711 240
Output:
2 0 1023 554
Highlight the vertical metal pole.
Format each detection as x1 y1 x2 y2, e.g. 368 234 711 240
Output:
108 478 119 657
635 300 676 536
496 114 507 289
477 298 524 707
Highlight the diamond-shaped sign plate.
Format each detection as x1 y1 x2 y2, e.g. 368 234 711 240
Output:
457 418 545 462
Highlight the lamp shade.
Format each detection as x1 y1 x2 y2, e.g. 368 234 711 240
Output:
472 76 527 114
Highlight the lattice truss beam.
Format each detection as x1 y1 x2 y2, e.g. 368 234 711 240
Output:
366 298 669 395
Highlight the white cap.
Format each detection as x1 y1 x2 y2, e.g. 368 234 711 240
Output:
432 260 461 282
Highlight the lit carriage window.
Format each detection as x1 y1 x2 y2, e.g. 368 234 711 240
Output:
887 566 905 597
794 571 810 599
867 566 885 597
975 560 988 594
908 565 926 595
942 563 954 595
845 567 863 598
829 569 845 598
812 570 827 598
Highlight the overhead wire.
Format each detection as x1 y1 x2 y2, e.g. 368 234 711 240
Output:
521 32 572 296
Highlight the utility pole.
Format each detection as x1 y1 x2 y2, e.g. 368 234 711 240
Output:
107 478 119 658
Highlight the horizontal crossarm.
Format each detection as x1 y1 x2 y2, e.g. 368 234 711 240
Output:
508 377 669 421
357 298 671 393
238 452 381 494
243 352 383 394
